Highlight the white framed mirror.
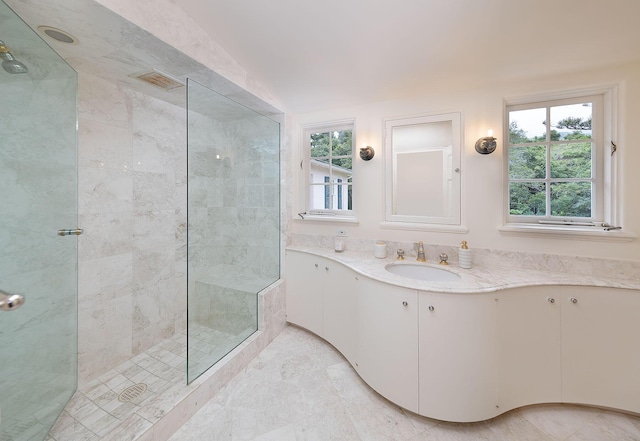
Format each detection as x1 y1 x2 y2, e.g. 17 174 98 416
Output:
383 112 462 227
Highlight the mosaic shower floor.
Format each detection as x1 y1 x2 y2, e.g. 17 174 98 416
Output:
45 323 246 441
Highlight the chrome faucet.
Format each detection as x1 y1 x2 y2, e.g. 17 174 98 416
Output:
416 241 426 262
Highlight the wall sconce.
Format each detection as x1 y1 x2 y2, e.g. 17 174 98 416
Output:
475 129 497 155
360 145 375 161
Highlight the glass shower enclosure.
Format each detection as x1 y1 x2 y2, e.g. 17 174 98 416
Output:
186 79 280 382
0 1 78 440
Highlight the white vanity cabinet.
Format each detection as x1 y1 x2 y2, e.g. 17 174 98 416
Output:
285 250 325 336
496 287 562 412
322 261 357 363
285 250 358 361
418 291 497 422
560 286 640 413
285 249 640 422
355 277 419 413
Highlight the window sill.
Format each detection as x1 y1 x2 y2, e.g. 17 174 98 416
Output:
499 224 636 242
295 214 359 224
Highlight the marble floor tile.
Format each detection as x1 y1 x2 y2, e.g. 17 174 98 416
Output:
47 324 238 441
169 325 640 441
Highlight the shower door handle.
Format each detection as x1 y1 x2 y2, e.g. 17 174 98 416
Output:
0 289 25 311
58 228 83 236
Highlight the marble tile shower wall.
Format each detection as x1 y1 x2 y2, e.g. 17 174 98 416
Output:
77 72 187 385
188 114 280 279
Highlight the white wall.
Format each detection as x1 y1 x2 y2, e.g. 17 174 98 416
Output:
291 61 640 261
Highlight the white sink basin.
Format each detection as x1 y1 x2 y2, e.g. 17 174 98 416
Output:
385 263 461 282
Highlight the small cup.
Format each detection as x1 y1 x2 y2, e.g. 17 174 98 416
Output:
374 241 387 259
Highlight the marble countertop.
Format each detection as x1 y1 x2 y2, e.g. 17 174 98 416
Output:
286 246 640 293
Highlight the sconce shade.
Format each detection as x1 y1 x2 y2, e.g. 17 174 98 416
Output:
360 146 375 160
475 136 497 154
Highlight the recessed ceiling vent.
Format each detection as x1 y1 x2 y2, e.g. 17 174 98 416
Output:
130 69 184 91
38 26 78 44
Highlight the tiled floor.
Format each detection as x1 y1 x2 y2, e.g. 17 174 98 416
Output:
46 323 245 441
47 332 187 441
169 325 640 441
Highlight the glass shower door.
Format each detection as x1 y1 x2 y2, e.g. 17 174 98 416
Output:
187 79 280 382
0 2 78 440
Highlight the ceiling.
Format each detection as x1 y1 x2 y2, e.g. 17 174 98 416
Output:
176 0 640 114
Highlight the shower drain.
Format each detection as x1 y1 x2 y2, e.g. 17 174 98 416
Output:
118 383 148 403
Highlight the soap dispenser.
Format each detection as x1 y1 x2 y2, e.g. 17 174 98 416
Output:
459 240 472 269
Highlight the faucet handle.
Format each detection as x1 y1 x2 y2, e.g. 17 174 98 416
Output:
416 241 426 262
396 249 405 260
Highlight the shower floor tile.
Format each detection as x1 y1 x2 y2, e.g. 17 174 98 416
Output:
46 324 235 441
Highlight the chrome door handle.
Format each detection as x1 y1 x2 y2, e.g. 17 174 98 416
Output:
0 289 25 311
58 228 83 236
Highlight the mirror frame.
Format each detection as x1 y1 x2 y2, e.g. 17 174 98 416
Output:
384 112 462 227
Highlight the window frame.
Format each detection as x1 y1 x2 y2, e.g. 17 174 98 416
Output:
501 85 629 239
301 119 355 220
506 95 603 223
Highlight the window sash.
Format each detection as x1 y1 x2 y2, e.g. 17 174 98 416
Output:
506 94 604 224
304 121 354 215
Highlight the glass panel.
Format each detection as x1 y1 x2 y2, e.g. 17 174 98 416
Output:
509 182 546 216
550 103 592 140
551 182 592 217
550 142 592 179
310 131 330 158
331 157 352 174
395 151 447 217
0 2 78 440
509 108 547 143
321 183 352 210
187 79 280 383
309 184 329 210
509 145 546 179
330 129 352 157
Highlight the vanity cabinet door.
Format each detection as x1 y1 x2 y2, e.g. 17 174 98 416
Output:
419 291 497 422
355 276 419 413
285 250 325 336
561 286 640 412
323 262 358 363
496 287 561 412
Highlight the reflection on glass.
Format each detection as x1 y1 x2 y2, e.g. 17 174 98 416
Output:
187 79 280 383
551 182 592 217
391 120 454 219
509 145 546 179
509 182 546 216
395 150 447 217
550 143 592 179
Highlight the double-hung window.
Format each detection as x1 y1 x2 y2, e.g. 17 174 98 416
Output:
505 89 617 231
303 120 354 217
